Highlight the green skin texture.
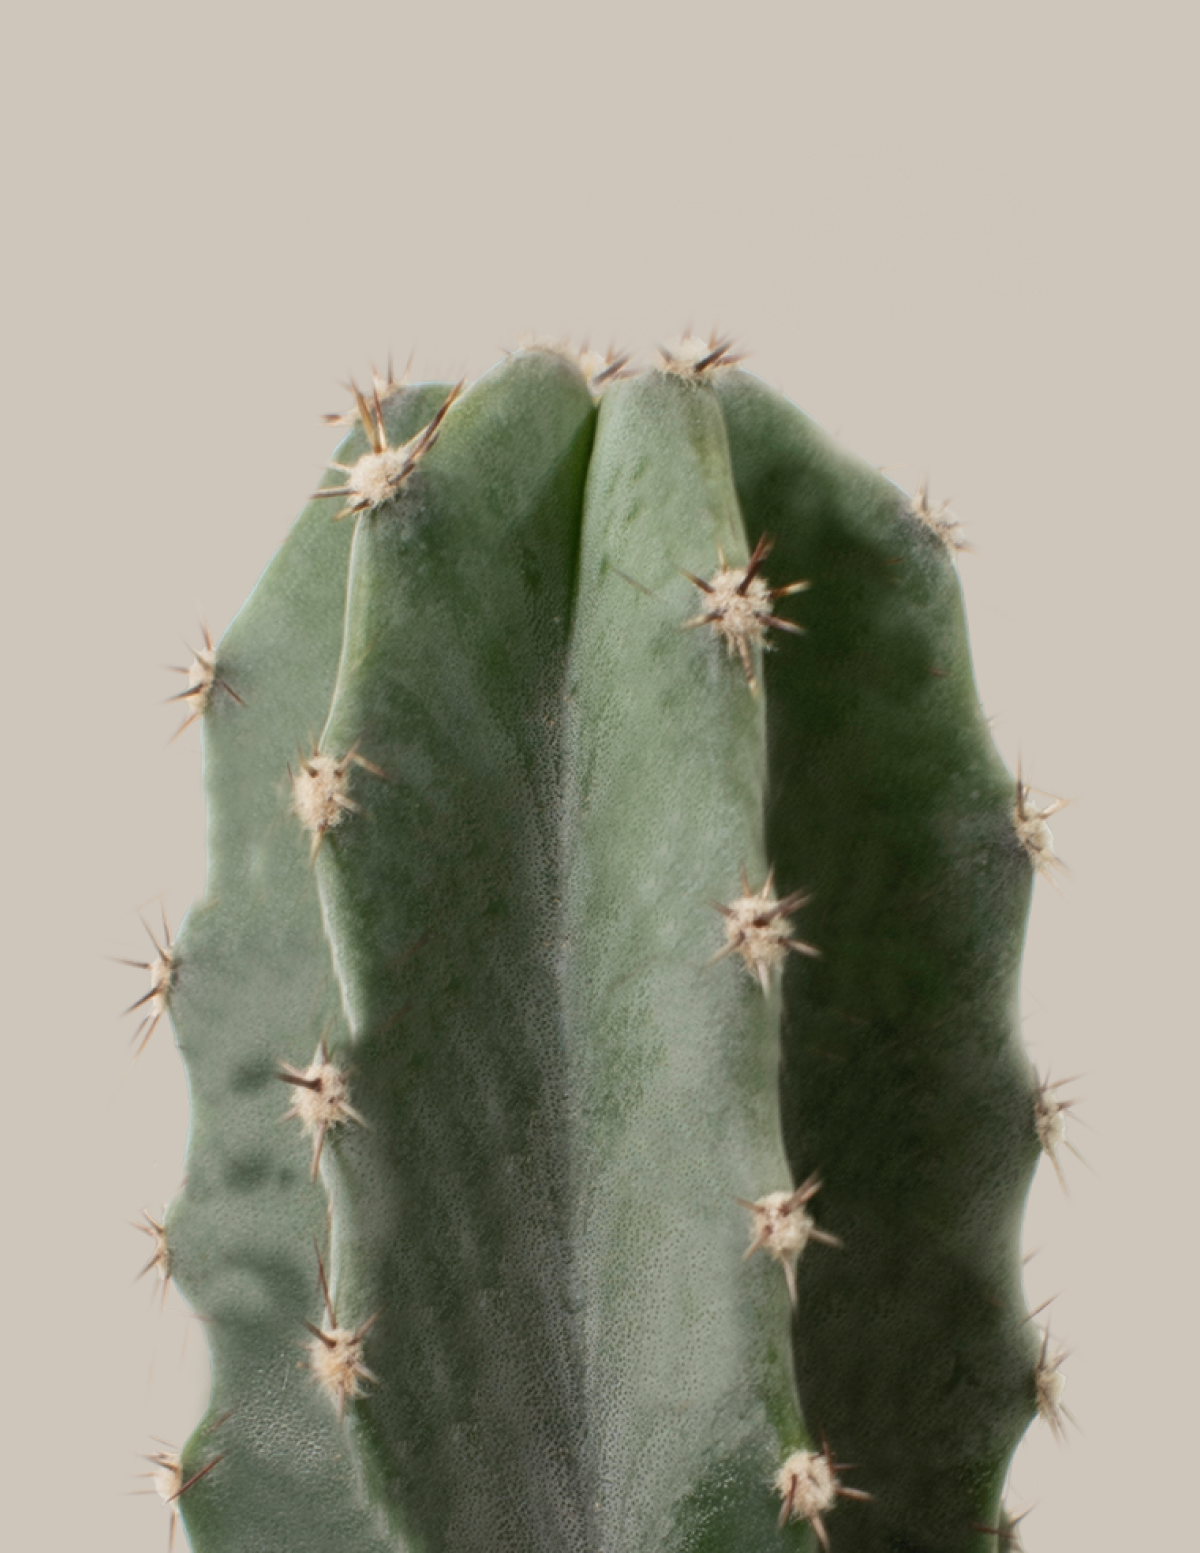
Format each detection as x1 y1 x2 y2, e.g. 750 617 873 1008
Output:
317 357 806 1553
161 349 1044 1553
167 382 455 1553
715 371 1041 1552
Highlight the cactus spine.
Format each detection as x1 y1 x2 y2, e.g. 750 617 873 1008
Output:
133 340 1067 1553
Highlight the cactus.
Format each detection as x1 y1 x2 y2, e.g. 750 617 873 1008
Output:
130 338 1070 1553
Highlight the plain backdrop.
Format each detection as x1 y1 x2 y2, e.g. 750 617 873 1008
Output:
3 1 1195 1548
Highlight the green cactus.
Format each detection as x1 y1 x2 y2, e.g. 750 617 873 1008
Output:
130 338 1069 1553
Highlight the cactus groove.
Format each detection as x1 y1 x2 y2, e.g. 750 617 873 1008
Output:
140 341 1064 1553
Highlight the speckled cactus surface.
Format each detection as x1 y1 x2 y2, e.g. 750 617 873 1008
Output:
128 338 1073 1553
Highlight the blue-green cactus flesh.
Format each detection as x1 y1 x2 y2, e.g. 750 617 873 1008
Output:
144 344 1057 1553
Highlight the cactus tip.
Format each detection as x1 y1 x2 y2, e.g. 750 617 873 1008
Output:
579 343 634 390
323 353 413 426
513 336 635 392
657 331 747 375
314 380 463 520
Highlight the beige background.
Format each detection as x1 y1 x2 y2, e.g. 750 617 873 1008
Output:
3 0 1194 1547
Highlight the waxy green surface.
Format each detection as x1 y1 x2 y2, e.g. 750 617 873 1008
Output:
314 348 598 1552
167 384 452 1553
716 369 1041 1553
562 370 809 1553
314 355 809 1552
159 352 1049 1553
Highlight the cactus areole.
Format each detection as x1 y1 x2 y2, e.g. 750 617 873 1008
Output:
141 340 1068 1553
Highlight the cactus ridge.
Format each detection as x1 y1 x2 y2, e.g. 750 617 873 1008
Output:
143 342 1061 1553
715 369 1044 1550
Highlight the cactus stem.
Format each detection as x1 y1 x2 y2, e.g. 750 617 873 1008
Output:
114 910 175 1055
774 1442 872 1546
908 479 974 555
516 337 634 392
164 621 244 742
711 867 819 992
132 1207 172 1306
289 742 386 859
278 1038 367 1179
682 535 808 692
313 380 462 519
304 1247 380 1419
1033 1327 1076 1442
736 1172 842 1309
1014 760 1070 880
